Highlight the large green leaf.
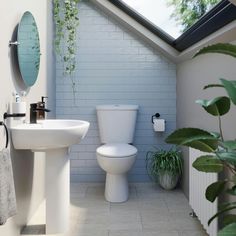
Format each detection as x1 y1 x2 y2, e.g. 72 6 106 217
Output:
196 96 230 116
193 156 223 173
205 181 227 202
203 84 224 90
211 132 221 139
208 203 236 226
218 223 236 236
221 141 236 150
219 202 236 211
194 43 236 58
227 186 236 196
217 151 236 166
165 128 218 152
223 215 236 227
220 79 236 105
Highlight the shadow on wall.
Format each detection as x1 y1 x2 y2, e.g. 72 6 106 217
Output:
10 143 35 225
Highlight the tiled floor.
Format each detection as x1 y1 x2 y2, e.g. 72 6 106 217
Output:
22 183 208 236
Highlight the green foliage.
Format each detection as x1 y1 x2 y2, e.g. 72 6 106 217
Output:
220 79 236 105
165 128 218 152
196 96 230 116
203 83 224 90
53 0 80 76
192 155 223 173
205 181 227 202
218 223 236 235
227 186 236 196
146 148 183 182
194 43 236 58
216 151 236 166
223 215 236 227
220 141 236 150
165 43 236 235
208 203 236 226
167 0 220 32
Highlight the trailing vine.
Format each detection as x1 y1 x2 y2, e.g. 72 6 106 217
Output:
53 0 80 76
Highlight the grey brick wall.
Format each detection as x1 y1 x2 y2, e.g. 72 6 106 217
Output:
56 0 176 182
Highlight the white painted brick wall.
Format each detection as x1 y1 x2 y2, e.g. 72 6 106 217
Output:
56 0 176 182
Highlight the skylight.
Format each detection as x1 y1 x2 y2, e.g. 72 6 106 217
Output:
122 0 222 39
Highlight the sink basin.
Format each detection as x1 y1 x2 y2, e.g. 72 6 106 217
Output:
11 119 90 150
10 119 90 234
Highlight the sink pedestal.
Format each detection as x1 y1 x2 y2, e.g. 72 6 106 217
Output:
11 119 90 234
45 148 69 234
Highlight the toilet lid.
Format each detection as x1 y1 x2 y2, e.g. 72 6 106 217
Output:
97 143 137 158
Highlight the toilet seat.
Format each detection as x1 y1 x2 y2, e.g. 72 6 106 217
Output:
96 143 137 158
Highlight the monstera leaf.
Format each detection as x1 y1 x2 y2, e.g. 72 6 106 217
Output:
196 96 230 116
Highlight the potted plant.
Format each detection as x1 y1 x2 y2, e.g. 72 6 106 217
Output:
146 147 183 190
165 43 236 235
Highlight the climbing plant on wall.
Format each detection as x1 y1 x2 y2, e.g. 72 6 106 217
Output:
53 0 80 76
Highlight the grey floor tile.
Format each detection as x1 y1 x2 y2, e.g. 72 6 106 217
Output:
108 230 143 236
140 210 170 223
22 183 208 236
66 228 109 236
110 199 139 211
179 229 208 236
109 230 179 236
142 220 174 231
138 199 168 211
21 225 46 235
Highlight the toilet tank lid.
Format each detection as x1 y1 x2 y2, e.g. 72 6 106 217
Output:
96 105 139 111
96 143 137 157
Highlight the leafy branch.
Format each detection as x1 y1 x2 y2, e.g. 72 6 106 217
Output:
53 0 80 76
166 43 236 235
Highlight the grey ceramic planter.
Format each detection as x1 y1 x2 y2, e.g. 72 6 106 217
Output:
158 171 179 190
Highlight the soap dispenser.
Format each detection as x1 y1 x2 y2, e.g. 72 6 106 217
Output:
37 96 48 120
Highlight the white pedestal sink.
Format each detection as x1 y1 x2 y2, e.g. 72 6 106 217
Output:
11 119 90 234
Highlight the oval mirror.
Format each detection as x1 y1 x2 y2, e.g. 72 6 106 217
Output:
17 11 40 87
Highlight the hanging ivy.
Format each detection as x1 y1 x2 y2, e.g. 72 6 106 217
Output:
53 0 80 76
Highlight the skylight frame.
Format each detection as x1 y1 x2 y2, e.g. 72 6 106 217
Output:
108 0 236 52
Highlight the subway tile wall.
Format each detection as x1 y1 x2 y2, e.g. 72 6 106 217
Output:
56 0 176 182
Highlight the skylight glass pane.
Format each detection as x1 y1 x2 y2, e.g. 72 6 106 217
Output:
122 0 222 39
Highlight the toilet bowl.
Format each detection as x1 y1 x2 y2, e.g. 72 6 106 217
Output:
96 143 137 202
96 104 139 202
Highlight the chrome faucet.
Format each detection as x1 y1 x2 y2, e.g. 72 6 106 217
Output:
30 103 50 124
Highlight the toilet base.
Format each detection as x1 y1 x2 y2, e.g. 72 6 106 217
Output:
105 173 129 202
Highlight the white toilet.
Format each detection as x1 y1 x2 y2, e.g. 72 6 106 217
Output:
96 105 139 202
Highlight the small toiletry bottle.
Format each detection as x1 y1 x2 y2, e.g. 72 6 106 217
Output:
12 92 26 120
15 93 20 103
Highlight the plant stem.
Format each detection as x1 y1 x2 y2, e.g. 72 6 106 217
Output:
218 115 224 142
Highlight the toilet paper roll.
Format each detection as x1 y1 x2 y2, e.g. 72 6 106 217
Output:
153 119 165 132
12 102 26 120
